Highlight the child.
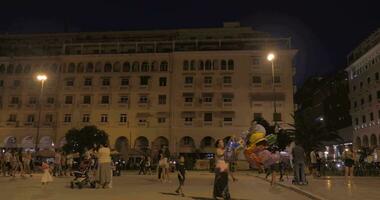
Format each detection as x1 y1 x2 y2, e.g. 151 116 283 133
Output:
175 156 186 197
41 161 53 186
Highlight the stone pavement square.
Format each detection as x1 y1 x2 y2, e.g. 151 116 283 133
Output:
0 171 307 200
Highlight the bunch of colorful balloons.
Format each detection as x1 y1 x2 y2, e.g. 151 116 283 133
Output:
224 122 281 169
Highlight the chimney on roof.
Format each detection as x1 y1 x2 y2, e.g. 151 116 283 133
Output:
223 22 241 28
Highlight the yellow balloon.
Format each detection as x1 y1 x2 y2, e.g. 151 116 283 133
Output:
249 132 266 145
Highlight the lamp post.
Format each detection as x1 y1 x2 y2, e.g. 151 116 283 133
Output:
267 53 279 133
35 74 47 151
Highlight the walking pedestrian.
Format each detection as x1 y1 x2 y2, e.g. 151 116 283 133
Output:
158 153 165 182
292 141 307 185
10 151 19 177
61 152 67 176
175 156 186 197
41 161 53 186
95 143 112 188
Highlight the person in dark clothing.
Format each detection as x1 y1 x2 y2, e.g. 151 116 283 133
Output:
138 156 146 175
175 156 186 197
292 142 307 185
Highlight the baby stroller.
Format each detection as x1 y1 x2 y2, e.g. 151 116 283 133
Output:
70 159 96 189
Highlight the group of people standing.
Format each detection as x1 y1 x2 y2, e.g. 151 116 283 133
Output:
0 149 33 178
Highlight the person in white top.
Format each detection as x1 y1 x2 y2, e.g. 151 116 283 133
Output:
310 150 317 177
96 143 111 188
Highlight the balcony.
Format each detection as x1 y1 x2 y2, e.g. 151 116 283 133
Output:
23 122 35 127
183 102 193 107
118 122 129 127
138 121 149 127
8 104 21 109
64 86 74 90
82 86 92 91
184 121 193 127
203 84 213 89
184 84 193 88
44 104 55 109
97 104 110 109
42 122 54 127
202 102 213 107
138 102 150 108
25 104 37 109
119 86 130 90
100 86 110 90
222 83 232 88
79 104 92 108
139 85 150 90
222 102 233 107
221 121 233 127
6 121 18 127
118 102 130 108
203 121 213 127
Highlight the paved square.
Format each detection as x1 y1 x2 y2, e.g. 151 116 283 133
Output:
0 171 307 200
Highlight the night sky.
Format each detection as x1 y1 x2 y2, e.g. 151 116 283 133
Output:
0 0 379 85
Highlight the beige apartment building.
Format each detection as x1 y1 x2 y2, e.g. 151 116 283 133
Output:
346 29 380 149
0 22 297 156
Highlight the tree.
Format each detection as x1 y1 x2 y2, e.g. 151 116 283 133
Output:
290 114 342 154
63 126 109 154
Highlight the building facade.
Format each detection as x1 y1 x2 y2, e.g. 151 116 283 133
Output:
0 22 297 156
346 28 380 149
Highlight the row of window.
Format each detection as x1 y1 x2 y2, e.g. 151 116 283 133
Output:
0 61 170 75
352 90 380 108
353 110 380 125
2 93 236 106
0 75 282 89
182 59 234 71
351 72 380 92
5 113 235 124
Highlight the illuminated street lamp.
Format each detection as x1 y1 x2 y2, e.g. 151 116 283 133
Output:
35 74 47 150
267 53 279 133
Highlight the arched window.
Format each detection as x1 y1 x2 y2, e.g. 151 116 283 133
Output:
0 64 5 74
86 63 94 73
213 59 219 70
205 60 212 71
160 61 168 71
104 63 112 72
15 64 23 74
190 60 196 71
183 60 189 71
228 59 234 70
23 65 31 73
113 62 121 72
122 62 130 72
141 62 149 72
221 60 227 70
77 63 84 73
370 134 377 147
68 63 76 73
132 61 139 72
198 60 204 70
7 64 14 74
95 62 102 72
151 61 158 72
